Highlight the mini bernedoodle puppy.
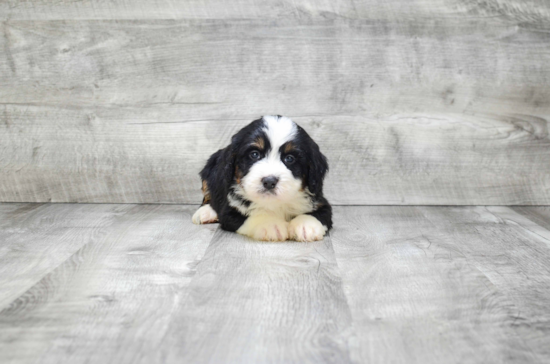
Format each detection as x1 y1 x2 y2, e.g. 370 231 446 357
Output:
192 115 332 242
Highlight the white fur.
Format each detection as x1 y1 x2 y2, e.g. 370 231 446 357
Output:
240 116 298 205
289 214 327 242
192 204 219 224
227 189 251 216
236 213 289 241
231 115 320 241
239 115 304 210
262 115 297 152
232 183 313 221
234 115 313 225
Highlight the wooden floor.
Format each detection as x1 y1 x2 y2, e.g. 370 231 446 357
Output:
1 204 550 363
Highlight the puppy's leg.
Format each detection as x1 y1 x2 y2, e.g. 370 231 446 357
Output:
192 204 219 224
289 215 327 242
289 200 331 242
237 213 289 242
192 179 219 224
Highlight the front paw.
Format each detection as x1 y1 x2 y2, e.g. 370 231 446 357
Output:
192 204 219 224
289 215 327 242
237 217 289 242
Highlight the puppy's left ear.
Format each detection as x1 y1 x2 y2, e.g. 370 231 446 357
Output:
306 142 329 196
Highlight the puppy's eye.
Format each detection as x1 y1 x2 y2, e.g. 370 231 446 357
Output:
249 151 261 160
283 155 295 165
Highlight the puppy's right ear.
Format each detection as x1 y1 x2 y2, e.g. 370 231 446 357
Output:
221 144 238 186
214 118 262 186
199 145 237 192
221 122 254 185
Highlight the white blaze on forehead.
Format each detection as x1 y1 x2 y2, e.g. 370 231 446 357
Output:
262 115 297 156
238 115 311 218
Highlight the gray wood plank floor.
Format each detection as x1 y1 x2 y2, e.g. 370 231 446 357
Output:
1 204 550 363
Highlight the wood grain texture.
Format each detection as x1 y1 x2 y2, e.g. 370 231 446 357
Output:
0 204 353 364
1 0 549 22
2 203 550 363
0 203 134 309
2 18 549 113
1 110 549 204
417 206 550 361
1 17 549 204
511 206 550 231
158 229 353 364
331 205 550 363
0 204 216 364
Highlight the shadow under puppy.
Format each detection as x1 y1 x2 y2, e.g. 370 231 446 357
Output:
192 115 332 242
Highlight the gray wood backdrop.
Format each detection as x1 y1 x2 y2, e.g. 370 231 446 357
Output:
1 0 549 205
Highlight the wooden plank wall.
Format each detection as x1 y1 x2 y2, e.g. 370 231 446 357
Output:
1 1 549 204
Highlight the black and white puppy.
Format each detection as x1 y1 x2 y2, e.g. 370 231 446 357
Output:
192 115 332 242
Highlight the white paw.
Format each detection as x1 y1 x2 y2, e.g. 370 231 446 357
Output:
252 221 289 241
192 205 219 224
289 215 327 242
237 216 289 242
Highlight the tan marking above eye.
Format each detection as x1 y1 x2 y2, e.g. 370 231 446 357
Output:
284 142 294 153
252 137 265 150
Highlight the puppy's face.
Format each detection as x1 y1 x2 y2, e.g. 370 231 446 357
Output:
231 116 327 206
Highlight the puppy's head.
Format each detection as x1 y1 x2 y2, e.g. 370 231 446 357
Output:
229 115 328 205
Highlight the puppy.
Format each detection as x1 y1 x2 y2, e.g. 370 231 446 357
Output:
192 115 332 242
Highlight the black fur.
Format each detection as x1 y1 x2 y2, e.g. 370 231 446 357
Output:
199 116 332 232
307 197 332 230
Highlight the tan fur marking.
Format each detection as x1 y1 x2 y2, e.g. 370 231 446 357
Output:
284 142 295 153
252 137 265 150
201 180 211 204
235 166 243 185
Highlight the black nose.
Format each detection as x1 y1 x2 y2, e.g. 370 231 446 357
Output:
261 176 279 190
